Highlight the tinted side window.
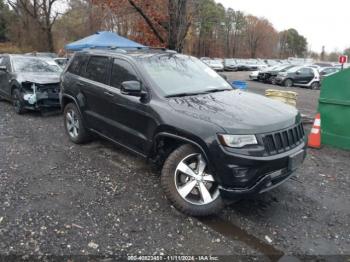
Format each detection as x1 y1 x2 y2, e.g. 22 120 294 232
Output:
111 59 138 89
84 56 110 84
68 55 81 75
305 68 313 75
299 68 311 75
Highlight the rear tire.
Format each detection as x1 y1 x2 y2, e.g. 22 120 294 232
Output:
284 79 293 87
310 82 320 90
161 144 224 216
12 88 26 114
63 103 90 144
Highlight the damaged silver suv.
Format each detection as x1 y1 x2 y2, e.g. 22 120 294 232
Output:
0 54 61 114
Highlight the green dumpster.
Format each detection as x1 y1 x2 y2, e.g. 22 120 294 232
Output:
318 68 350 150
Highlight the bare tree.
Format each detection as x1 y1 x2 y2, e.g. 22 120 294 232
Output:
126 0 165 44
167 0 192 52
7 0 62 51
245 15 276 58
97 0 193 51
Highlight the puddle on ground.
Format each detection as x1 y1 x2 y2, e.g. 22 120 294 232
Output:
199 216 286 262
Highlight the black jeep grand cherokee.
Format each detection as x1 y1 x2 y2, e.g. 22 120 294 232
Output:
60 49 306 216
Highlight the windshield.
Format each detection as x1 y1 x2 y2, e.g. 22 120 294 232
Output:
287 66 302 73
13 57 61 73
274 64 294 71
140 55 231 97
40 58 63 72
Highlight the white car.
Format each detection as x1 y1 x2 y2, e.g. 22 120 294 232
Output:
203 59 224 71
249 71 259 80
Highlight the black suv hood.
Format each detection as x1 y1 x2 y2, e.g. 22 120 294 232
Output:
16 72 60 84
168 90 299 134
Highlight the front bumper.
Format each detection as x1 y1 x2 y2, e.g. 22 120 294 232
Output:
275 76 286 85
249 74 258 80
211 67 224 71
22 88 60 109
219 168 294 199
225 66 238 71
210 141 306 199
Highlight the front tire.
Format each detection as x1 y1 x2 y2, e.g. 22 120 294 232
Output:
63 103 90 144
310 81 320 90
12 88 26 114
271 77 277 85
161 144 224 216
284 79 293 87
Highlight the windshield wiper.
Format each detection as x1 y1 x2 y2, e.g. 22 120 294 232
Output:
203 88 231 94
165 92 207 98
165 88 232 98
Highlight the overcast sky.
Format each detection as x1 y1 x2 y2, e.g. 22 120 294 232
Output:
216 0 349 53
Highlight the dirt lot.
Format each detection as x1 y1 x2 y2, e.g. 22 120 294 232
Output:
0 72 349 261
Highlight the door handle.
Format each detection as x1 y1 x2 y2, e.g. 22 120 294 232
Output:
104 91 115 97
77 82 84 87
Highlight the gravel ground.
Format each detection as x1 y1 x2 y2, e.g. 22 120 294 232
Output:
0 73 349 261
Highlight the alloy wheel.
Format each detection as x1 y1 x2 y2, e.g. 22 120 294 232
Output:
174 153 219 205
311 82 320 90
285 79 293 87
66 110 80 139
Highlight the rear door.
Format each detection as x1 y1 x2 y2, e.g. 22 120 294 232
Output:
302 68 315 84
294 68 313 84
78 55 115 136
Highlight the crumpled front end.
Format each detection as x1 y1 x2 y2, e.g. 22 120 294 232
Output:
20 81 60 109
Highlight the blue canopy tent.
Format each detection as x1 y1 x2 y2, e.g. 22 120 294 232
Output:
65 31 145 51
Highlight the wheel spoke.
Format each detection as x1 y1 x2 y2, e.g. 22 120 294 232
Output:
197 154 206 175
67 123 74 132
73 127 78 137
178 180 197 198
74 120 79 129
198 182 212 204
202 174 215 182
176 161 199 179
67 112 73 122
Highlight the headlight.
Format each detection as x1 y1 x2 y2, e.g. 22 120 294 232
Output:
218 134 258 148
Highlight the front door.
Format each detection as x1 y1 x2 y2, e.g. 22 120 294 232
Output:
105 58 157 155
295 68 314 84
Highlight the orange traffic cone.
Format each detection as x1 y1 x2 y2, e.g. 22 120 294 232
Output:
308 113 321 148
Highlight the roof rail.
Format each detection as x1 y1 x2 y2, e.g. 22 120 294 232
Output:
107 46 128 53
147 47 177 54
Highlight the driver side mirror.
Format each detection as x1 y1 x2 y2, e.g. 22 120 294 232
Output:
296 71 300 75
0 65 7 72
121 81 146 97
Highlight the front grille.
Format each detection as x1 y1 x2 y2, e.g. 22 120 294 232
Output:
262 123 305 156
36 83 60 93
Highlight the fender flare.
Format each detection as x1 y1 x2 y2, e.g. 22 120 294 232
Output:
153 132 213 168
60 93 84 117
